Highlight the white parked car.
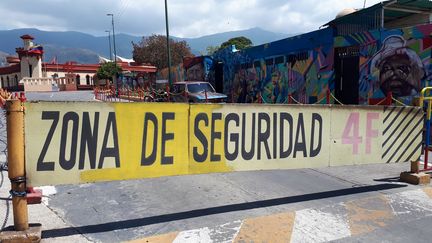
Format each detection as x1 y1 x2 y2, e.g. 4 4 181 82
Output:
171 81 227 103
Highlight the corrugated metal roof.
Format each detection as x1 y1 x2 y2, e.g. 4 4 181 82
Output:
384 0 432 20
324 0 432 28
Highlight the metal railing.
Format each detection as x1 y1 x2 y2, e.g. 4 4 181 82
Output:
420 87 432 172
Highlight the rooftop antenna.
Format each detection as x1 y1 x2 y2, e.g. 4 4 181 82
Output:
363 0 367 8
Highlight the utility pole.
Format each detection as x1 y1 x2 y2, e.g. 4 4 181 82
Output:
107 13 118 97
164 0 172 86
105 30 112 61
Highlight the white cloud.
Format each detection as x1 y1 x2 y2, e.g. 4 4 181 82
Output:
0 0 383 37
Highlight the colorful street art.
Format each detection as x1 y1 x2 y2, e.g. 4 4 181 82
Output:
213 28 335 104
336 24 432 105
156 23 432 105
157 64 185 83
183 56 214 82
157 56 215 85
213 23 432 105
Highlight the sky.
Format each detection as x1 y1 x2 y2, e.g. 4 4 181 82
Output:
0 0 383 38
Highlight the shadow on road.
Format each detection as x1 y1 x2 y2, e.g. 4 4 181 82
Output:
42 183 407 238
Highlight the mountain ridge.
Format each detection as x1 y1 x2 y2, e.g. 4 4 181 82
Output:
0 28 292 64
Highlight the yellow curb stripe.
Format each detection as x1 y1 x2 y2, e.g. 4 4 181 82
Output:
345 195 394 235
422 187 432 199
125 231 179 243
233 212 295 243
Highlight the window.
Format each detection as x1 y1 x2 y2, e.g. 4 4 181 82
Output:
29 64 33 77
287 55 296 63
254 61 260 68
76 74 81 84
86 75 90 85
336 46 360 58
172 84 185 93
265 58 274 65
275 56 284 64
286 52 309 63
187 83 214 93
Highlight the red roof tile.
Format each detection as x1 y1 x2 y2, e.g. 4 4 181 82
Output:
20 34 34 40
0 64 20 75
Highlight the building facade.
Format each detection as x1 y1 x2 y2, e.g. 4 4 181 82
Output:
157 1 432 105
0 34 157 91
210 0 432 105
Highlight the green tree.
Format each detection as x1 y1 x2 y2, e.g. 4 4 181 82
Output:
132 34 193 69
206 45 220 55
219 36 253 51
96 62 122 81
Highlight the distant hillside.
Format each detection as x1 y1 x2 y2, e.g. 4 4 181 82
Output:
0 28 137 62
43 44 100 64
181 27 292 55
0 28 292 64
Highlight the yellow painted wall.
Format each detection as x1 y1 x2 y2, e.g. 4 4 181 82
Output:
24 102 423 186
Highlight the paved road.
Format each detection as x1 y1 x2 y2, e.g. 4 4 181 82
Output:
1 91 431 242
25 90 97 102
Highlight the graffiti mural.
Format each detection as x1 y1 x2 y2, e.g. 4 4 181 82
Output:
157 64 185 83
371 35 425 97
337 25 432 105
183 56 214 82
156 23 432 106
213 28 335 104
212 47 252 102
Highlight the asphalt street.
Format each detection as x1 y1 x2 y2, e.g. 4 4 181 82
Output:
0 91 431 242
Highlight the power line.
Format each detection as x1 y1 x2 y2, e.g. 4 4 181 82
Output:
117 0 132 24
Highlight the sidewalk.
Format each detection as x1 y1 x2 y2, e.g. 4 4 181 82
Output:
0 108 90 242
0 171 92 242
1 160 430 242
129 186 432 243
1 102 431 242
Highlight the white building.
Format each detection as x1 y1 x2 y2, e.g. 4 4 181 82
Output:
0 34 157 91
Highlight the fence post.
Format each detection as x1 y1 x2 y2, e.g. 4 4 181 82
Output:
184 90 188 102
205 90 208 103
326 89 330 104
166 84 170 102
6 99 28 231
387 92 392 105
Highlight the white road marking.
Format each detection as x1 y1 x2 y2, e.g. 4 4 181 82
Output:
35 185 57 205
173 227 213 243
169 220 242 243
387 189 432 215
291 207 351 243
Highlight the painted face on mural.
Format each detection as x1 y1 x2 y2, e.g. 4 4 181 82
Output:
372 35 425 97
379 54 416 97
